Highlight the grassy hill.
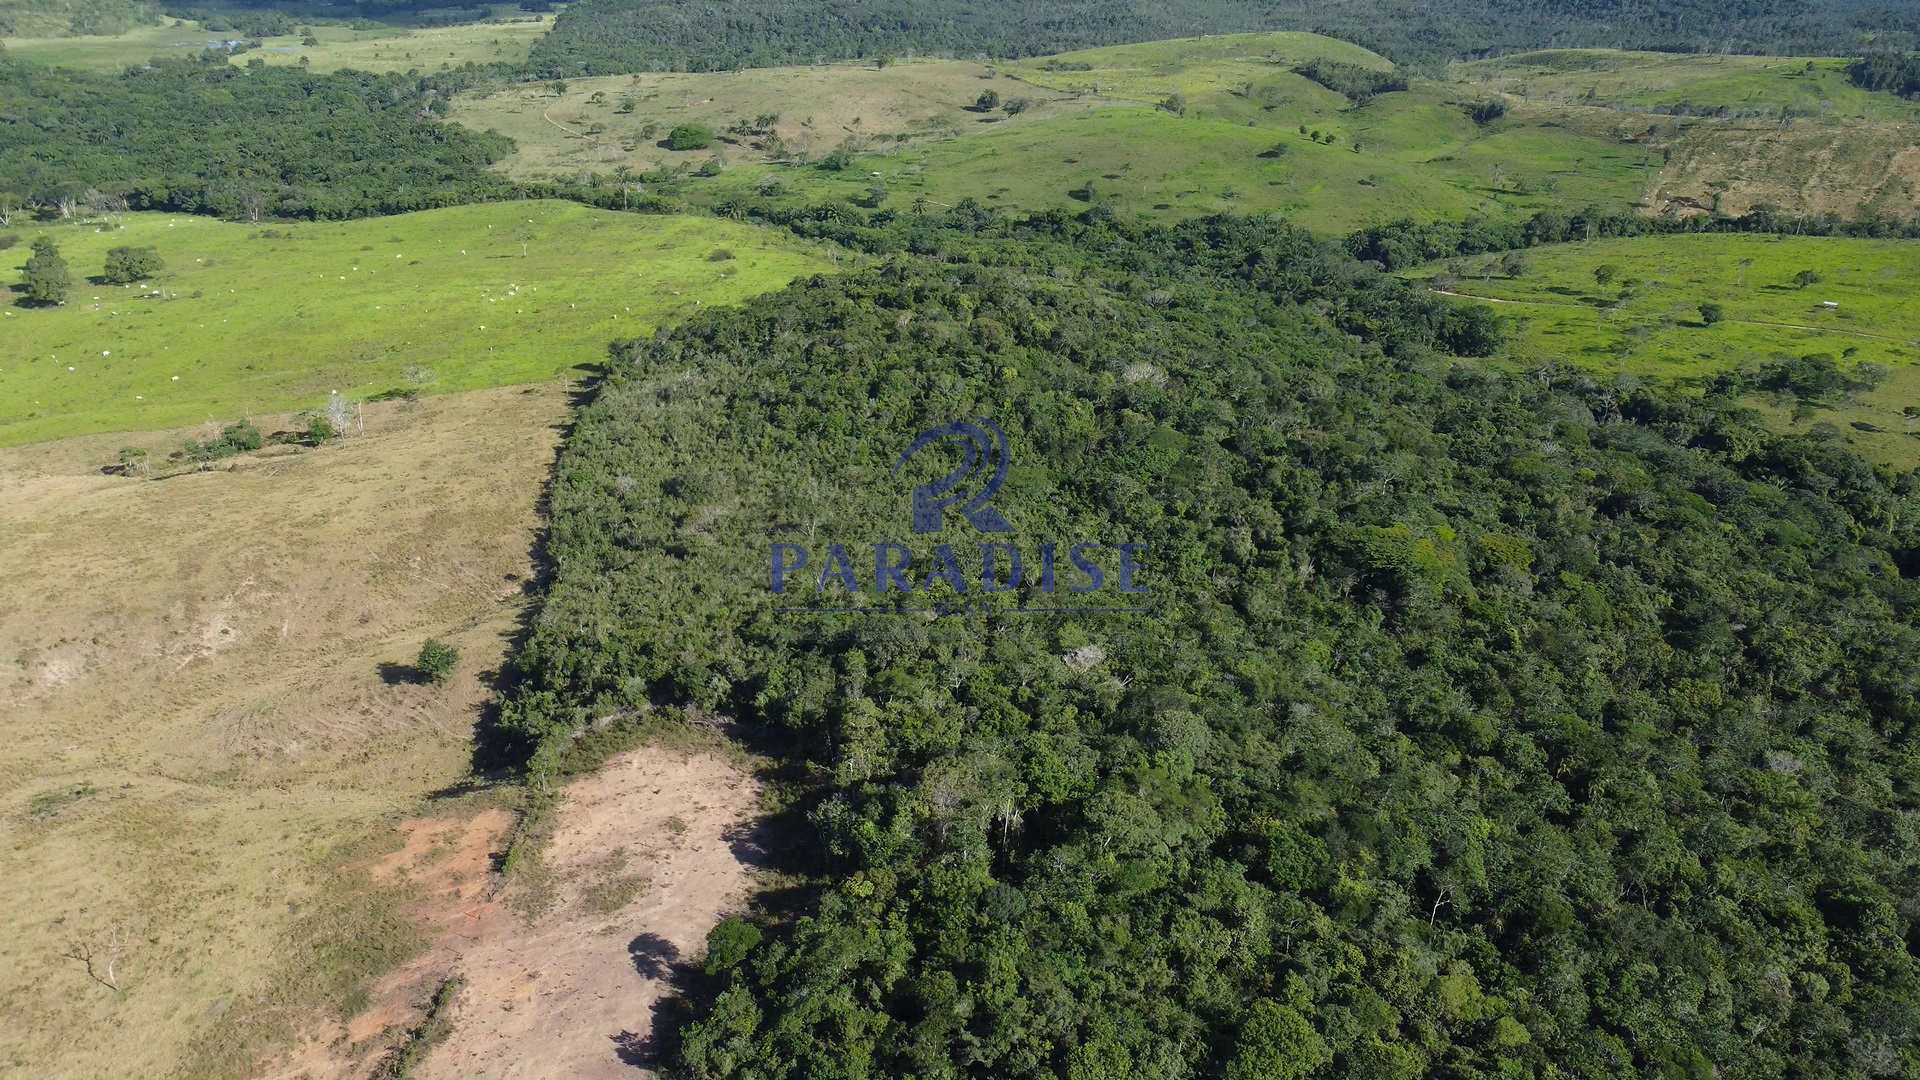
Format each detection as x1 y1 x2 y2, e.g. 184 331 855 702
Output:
232 16 551 74
456 33 1653 232
1401 233 1920 465
451 58 1081 178
0 201 843 446
1453 49 1920 122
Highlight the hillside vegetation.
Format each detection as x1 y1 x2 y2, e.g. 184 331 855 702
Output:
526 0 1920 75
0 57 514 219
458 32 1920 230
467 34 1652 233
0 201 841 445
500 208 1920 1079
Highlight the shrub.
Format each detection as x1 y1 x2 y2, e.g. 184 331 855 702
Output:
102 245 164 284
180 420 263 462
416 639 459 684
665 123 714 150
1699 301 1725 324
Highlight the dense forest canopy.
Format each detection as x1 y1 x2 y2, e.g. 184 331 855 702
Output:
0 0 500 35
0 57 513 219
528 0 1920 75
499 207 1920 1078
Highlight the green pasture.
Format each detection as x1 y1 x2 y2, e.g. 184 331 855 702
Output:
1405 233 1920 465
1453 49 1920 122
0 200 843 445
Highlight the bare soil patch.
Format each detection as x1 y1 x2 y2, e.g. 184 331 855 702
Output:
272 747 764 1080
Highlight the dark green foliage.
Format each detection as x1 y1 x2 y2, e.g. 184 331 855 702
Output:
305 414 339 443
102 245 163 284
417 639 459 684
19 237 70 304
703 917 763 975
1344 206 1920 273
179 420 263 462
528 0 1920 76
0 58 514 220
1699 300 1725 324
502 213 1920 1078
1742 353 1890 405
1468 98 1507 124
1292 59 1408 103
666 124 715 150
1848 52 1920 97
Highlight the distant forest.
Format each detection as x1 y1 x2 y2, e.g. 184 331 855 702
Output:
528 0 1920 75
0 57 513 219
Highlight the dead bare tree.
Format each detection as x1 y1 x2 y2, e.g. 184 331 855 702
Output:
61 924 130 991
325 391 356 437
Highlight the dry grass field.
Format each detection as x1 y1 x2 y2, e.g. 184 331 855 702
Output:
0 383 568 1078
450 58 1080 178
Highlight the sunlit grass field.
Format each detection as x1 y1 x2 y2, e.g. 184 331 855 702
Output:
0 19 216 69
445 31 1650 231
451 58 1076 177
0 201 843 446
1 15 549 72
239 16 550 74
1453 49 1920 122
1404 234 1920 465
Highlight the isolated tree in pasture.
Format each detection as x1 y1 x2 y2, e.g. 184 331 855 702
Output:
974 89 1000 112
416 639 459 684
1158 92 1187 116
1500 251 1529 278
101 246 163 284
20 237 71 304
666 123 714 150
1593 263 1620 287
1793 268 1822 288
1699 301 1725 325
